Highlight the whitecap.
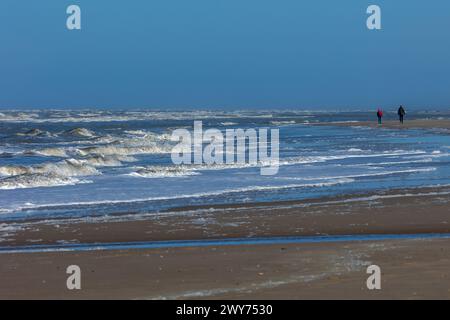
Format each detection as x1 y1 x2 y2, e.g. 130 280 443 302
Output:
0 173 91 190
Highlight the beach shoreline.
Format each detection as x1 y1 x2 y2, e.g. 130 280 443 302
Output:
2 115 450 299
1 185 450 299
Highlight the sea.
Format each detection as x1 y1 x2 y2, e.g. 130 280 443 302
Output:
1 109 450 222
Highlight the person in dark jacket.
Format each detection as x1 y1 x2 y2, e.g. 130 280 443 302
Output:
377 108 383 125
398 105 406 124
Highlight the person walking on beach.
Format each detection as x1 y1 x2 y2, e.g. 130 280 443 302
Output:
398 105 406 124
377 108 383 125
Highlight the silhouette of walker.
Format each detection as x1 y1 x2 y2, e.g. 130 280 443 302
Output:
398 105 406 124
376 108 383 125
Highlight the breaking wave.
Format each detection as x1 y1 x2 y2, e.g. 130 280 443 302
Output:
0 158 101 190
0 159 100 178
270 120 297 126
127 150 432 178
33 148 68 157
0 174 89 190
128 166 200 178
16 129 54 137
82 155 137 167
9 178 355 210
76 144 170 157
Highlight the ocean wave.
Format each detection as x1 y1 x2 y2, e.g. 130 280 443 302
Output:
0 173 89 190
82 155 137 167
9 178 354 210
128 166 200 178
0 110 325 125
0 110 269 123
64 127 96 138
270 120 297 125
124 150 431 177
362 158 434 166
0 152 14 158
76 144 170 157
24 131 173 160
16 129 54 138
271 150 428 167
282 167 437 182
124 130 148 136
33 147 68 157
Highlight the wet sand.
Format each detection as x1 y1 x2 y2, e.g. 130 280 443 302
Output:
2 239 450 299
2 185 450 246
1 185 450 299
317 119 450 130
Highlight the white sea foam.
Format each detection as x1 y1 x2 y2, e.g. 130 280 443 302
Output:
0 173 89 190
128 166 200 178
76 144 170 157
9 178 354 211
270 120 296 125
124 130 148 135
0 110 281 123
125 150 432 178
408 152 450 159
33 147 68 157
0 159 100 178
286 150 427 164
16 128 53 137
83 155 137 167
282 167 437 182
0 223 24 242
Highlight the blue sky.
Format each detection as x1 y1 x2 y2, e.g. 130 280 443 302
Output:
0 1 449 109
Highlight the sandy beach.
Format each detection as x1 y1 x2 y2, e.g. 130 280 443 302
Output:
1 185 450 299
318 119 450 131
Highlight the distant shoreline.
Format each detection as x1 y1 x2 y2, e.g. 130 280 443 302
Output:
314 119 450 130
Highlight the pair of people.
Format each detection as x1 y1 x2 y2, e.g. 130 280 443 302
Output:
376 106 406 124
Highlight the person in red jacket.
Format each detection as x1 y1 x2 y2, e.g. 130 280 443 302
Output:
377 108 383 125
